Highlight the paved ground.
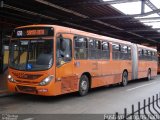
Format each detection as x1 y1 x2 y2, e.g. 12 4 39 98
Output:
0 75 160 120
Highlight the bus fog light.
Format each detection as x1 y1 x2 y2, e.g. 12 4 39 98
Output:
39 75 54 86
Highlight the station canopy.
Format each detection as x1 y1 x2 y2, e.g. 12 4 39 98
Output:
1 0 160 46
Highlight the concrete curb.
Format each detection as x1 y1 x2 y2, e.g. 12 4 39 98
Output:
0 90 13 97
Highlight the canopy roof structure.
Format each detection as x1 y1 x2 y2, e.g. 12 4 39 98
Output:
1 0 160 45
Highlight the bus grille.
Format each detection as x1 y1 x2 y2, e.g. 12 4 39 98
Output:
16 80 39 85
12 72 42 80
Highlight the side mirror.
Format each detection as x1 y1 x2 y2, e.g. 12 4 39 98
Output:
60 38 67 51
58 34 64 50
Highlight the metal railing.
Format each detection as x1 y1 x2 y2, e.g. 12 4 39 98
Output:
115 93 160 120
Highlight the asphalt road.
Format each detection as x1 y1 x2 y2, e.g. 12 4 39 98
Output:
0 75 160 120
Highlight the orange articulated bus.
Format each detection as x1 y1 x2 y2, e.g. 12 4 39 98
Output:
8 25 158 96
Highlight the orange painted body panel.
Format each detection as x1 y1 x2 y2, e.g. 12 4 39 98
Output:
158 59 160 73
137 45 157 78
158 64 160 73
138 61 157 78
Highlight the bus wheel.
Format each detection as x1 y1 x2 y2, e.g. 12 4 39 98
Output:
121 71 128 87
78 75 89 96
147 69 151 81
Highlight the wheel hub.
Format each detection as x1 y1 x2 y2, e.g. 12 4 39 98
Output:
81 81 87 90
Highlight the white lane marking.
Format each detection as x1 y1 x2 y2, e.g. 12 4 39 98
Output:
127 81 158 91
23 118 34 120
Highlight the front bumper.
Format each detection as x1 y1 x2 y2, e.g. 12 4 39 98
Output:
8 82 56 96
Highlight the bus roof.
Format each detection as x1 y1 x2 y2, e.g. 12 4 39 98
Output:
55 25 132 45
16 24 132 45
137 44 157 52
15 24 157 51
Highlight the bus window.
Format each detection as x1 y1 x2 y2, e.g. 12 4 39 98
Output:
95 40 101 59
88 39 95 59
9 40 28 67
138 48 143 60
147 50 151 61
29 40 53 69
9 39 53 71
121 45 127 53
102 41 109 60
74 36 88 59
148 50 151 56
56 37 72 66
112 43 120 60
154 52 158 61
143 49 148 60
151 51 153 61
128 46 131 60
120 45 128 60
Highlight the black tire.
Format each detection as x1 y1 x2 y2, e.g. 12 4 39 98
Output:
121 71 128 87
78 75 89 96
147 69 151 81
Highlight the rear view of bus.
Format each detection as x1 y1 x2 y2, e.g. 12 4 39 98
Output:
8 25 56 96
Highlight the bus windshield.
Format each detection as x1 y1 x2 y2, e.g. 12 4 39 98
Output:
9 39 53 71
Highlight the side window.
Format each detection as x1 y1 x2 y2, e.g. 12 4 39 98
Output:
74 36 88 59
56 37 72 66
143 49 147 55
143 49 148 60
151 51 158 61
151 51 154 61
112 43 120 51
112 43 120 60
149 50 157 61
121 45 128 53
148 51 151 56
138 48 143 60
139 48 157 61
95 40 101 59
154 52 158 61
102 41 110 59
120 45 128 60
128 46 131 60
148 50 152 61
88 39 101 59
88 39 95 59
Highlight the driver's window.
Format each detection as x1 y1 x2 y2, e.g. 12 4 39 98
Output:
56 37 72 66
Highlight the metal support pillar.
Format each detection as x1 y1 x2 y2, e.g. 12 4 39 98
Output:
0 1 4 74
157 44 160 53
141 0 145 14
0 31 3 74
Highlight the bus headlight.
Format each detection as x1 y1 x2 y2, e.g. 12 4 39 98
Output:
8 74 16 83
39 75 54 86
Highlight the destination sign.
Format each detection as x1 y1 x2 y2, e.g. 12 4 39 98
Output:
12 27 54 38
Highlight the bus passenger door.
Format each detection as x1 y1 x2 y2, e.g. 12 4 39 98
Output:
55 34 77 94
88 39 102 87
